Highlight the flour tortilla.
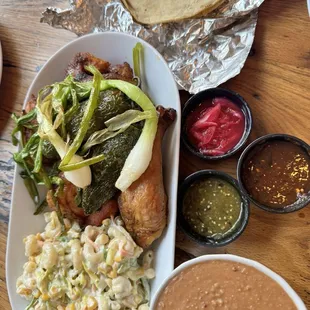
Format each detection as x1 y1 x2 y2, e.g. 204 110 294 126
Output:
122 0 225 24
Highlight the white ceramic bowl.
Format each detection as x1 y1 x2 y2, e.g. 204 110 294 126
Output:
151 254 307 309
7 32 181 309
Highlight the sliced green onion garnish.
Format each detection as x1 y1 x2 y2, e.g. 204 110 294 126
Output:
60 154 105 171
59 65 103 167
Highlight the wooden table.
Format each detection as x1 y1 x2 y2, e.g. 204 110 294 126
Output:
0 0 309 308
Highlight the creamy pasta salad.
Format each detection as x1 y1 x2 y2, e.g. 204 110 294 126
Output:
16 212 155 310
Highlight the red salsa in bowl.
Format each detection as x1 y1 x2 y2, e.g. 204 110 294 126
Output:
182 88 252 160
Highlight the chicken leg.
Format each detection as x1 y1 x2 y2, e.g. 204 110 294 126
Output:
118 106 176 248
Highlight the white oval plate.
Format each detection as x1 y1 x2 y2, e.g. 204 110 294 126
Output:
6 32 181 309
151 254 307 309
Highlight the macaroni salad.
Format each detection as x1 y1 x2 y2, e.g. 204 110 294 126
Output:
16 212 155 310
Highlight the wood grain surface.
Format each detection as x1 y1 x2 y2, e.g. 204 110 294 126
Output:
0 0 309 309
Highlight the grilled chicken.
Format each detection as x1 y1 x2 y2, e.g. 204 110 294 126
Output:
118 106 176 248
24 95 36 114
22 95 38 142
46 178 84 221
46 176 118 225
103 63 134 83
66 52 110 81
66 52 134 83
26 53 175 229
85 200 119 226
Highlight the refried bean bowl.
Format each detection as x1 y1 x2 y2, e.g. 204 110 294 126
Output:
151 254 306 310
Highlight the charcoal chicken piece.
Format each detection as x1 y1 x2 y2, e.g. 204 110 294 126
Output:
66 52 134 83
85 200 119 226
66 52 110 81
22 95 37 142
118 106 176 248
103 63 135 83
46 178 85 222
46 176 119 225
24 95 36 114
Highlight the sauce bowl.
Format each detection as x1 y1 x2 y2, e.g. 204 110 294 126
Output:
151 254 307 309
237 134 310 213
181 87 252 160
178 170 250 247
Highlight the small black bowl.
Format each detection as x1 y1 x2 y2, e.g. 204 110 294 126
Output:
181 88 253 160
237 134 310 213
178 170 250 247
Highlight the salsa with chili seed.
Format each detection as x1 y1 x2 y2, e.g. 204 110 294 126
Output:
241 140 310 208
182 178 242 240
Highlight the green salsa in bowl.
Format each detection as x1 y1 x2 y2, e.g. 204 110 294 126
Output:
178 170 250 246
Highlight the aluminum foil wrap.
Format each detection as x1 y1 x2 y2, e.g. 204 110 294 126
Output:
41 0 264 94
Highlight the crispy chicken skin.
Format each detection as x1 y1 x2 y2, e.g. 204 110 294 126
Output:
85 200 119 226
46 177 118 225
103 63 134 83
23 95 38 142
66 52 134 83
118 106 176 248
46 178 85 222
66 52 110 81
24 95 36 114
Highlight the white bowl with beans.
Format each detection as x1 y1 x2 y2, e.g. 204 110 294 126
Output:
151 254 306 310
